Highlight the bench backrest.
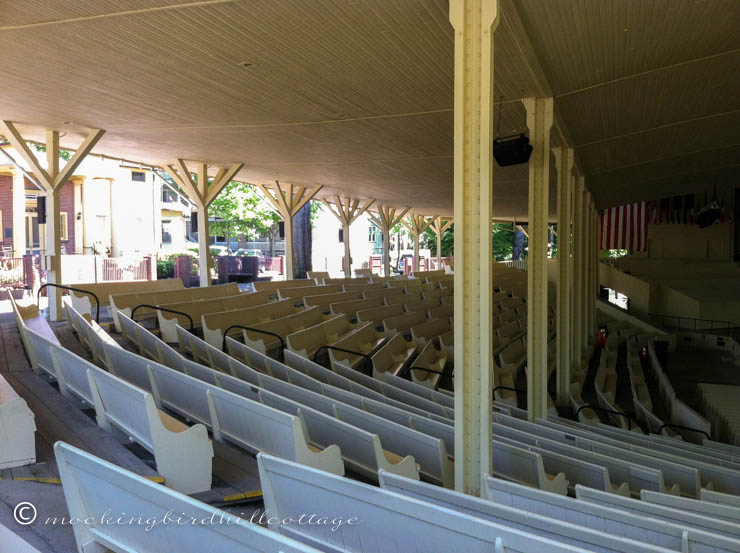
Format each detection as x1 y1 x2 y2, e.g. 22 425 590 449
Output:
285 314 355 356
302 290 362 308
105 343 158 393
243 307 327 352
364 286 404 299
305 271 329 282
87 367 156 452
383 310 427 334
254 279 318 294
157 291 271 327
356 304 404 324
148 362 213 427
49 343 98 406
372 333 417 374
278 285 340 301
323 277 370 285
258 453 585 553
342 282 385 292
329 297 383 317
201 299 299 348
69 278 183 314
54 442 322 553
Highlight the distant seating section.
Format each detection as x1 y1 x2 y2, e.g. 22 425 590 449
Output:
68 278 184 319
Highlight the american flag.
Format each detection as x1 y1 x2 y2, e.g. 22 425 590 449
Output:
600 202 648 251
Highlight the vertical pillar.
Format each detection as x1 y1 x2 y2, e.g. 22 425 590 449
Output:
572 175 584 372
11 169 27 257
588 203 595 336
524 97 553 421
45 131 64 320
450 0 498 495
72 177 83 254
342 222 351 277
196 207 210 287
401 214 434 275
582 192 591 351
555 147 573 405
368 206 409 278
382 228 391 275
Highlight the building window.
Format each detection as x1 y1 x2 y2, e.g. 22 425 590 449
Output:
131 171 146 182
368 225 377 242
60 212 69 241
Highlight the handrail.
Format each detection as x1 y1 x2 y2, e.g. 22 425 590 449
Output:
222 325 285 362
38 283 100 323
131 304 194 332
656 422 711 440
313 345 373 373
493 385 526 395
575 404 635 430
649 312 740 342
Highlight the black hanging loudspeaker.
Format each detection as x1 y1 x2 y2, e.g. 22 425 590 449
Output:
338 229 344 243
278 221 285 238
191 210 198 233
37 196 47 224
493 134 533 167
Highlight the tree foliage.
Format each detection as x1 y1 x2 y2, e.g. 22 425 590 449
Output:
208 181 281 240
421 224 454 257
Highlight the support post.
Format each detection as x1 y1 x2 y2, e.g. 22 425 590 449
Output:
11 169 27 257
572 175 584 372
321 196 375 277
555 147 573 405
165 159 245 286
450 0 498 495
582 192 592 351
367 206 409 277
524 97 554 421
401 214 435 274
255 182 323 280
0 121 105 320
430 217 453 269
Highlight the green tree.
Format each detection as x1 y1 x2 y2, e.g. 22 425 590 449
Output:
421 224 454 257
208 181 281 250
492 223 515 260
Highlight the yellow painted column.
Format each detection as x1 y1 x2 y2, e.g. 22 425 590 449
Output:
11 169 26 257
197 206 211 287
524 97 553 421
572 175 584 372
450 0 498 495
45 131 64 321
582 192 592 351
342 222 351 277
555 147 573 405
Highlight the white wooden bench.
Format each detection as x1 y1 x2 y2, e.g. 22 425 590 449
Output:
118 312 184 370
492 440 568 495
68 278 184 321
54 442 323 553
371 332 418 376
285 314 362 359
241 306 330 353
409 341 447 388
305 271 329 283
206 386 344 475
259 388 419 482
409 318 451 350
327 322 387 370
702 488 740 509
0 373 35 469
258 453 588 553
499 337 526 373
364 286 404 299
356 303 405 325
342 281 385 292
254 278 318 295
278 284 341 302
383 310 427 334
379 471 667 553
374 370 454 409
382 291 420 305
492 420 669 495
86 365 213 493
484 477 740 553
499 415 698 496
200 299 300 348
302 289 363 309
641 489 740 524
323 276 370 286
156 290 272 342
329 296 383 318
576 485 740 540
110 282 238 331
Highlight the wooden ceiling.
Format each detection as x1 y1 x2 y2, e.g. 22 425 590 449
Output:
1 0 737 216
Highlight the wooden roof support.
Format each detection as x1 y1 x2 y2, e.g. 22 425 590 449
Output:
164 159 244 287
367 205 410 277
429 216 453 268
401 214 436 273
256 181 323 279
0 121 105 320
321 196 375 277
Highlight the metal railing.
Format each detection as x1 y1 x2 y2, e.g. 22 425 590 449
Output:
575 404 636 430
313 345 373 374
38 283 100 323
656 422 711 440
131 304 194 332
649 313 740 343
222 325 285 361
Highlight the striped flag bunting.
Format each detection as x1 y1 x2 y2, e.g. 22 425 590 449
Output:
600 202 648 251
